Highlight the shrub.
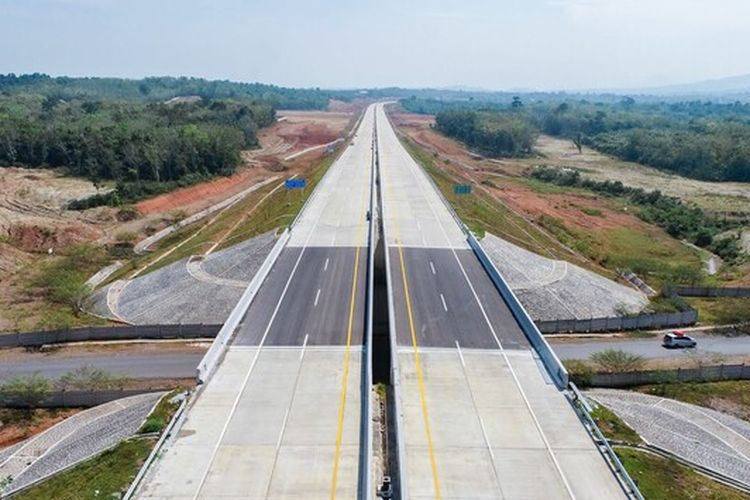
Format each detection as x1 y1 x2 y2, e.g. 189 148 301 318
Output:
0 373 51 407
590 349 645 373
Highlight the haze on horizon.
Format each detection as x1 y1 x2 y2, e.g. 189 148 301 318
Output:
2 0 750 92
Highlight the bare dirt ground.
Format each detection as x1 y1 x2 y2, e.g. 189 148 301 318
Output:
390 110 699 280
0 104 361 332
534 135 750 215
0 408 81 449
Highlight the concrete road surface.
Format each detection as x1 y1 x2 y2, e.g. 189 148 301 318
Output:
138 104 375 499
550 334 750 360
377 103 624 499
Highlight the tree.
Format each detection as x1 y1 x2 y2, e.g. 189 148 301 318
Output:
572 132 583 154
511 96 523 108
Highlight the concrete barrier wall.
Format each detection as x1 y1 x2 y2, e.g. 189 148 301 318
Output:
0 324 221 349
0 388 163 408
467 233 569 389
589 364 750 388
537 309 698 334
674 286 750 298
196 230 290 383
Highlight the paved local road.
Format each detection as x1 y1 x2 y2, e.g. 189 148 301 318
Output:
550 334 750 360
0 352 204 380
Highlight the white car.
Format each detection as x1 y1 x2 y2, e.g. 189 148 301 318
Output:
662 331 697 349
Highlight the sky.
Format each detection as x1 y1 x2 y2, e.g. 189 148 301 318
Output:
2 0 750 91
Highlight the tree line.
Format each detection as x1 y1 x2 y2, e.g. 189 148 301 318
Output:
434 109 537 157
403 97 750 182
0 73 331 110
530 166 743 261
0 93 276 204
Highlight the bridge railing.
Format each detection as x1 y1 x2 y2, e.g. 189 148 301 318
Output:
466 232 569 388
196 229 290 383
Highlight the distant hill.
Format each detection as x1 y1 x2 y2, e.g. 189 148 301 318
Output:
636 73 750 98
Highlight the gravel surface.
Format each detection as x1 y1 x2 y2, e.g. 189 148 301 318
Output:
0 392 163 495
588 389 750 486
481 233 648 321
89 231 276 324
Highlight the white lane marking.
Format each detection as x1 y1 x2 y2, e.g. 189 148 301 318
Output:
386 107 577 499
324 257 330 271
429 261 436 275
440 293 448 312
266 334 308 497
314 288 322 307
192 112 378 499
455 340 502 492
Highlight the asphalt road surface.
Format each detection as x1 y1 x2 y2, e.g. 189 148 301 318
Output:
0 352 204 380
551 333 750 360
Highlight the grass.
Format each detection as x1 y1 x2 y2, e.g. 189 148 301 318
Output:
399 137 580 261
14 437 154 500
636 380 750 421
104 149 340 283
615 447 750 500
139 389 182 434
590 404 642 445
399 134 706 289
686 298 750 325
597 227 703 287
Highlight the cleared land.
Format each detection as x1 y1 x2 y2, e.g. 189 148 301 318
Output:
0 106 357 331
390 109 743 289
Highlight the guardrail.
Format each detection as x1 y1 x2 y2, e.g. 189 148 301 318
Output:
466 232 569 389
196 229 290 383
124 392 189 500
568 382 644 500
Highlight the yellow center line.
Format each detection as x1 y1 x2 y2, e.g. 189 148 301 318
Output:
380 107 442 499
330 165 370 500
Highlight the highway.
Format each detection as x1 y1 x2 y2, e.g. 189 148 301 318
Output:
376 103 624 499
138 105 375 499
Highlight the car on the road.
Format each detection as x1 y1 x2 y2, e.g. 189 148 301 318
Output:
662 331 697 349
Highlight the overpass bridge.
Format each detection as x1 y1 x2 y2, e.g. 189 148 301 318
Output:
135 103 638 499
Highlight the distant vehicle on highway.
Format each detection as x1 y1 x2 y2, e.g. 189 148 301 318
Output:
662 331 697 349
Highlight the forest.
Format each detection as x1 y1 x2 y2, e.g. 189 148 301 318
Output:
0 93 275 204
0 73 345 205
434 109 537 157
402 97 750 182
0 73 331 109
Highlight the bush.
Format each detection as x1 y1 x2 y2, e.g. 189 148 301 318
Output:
590 349 645 373
0 373 51 407
56 366 130 391
563 359 594 387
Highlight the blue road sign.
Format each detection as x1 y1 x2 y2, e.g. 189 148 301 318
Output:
454 184 472 195
285 178 306 189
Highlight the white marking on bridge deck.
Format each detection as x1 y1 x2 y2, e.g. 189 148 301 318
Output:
314 288 322 307
324 257 330 271
440 293 448 312
429 261 436 275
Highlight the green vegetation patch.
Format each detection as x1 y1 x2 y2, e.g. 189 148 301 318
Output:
615 447 750 500
590 404 641 445
14 437 154 500
139 389 183 434
685 298 750 325
637 380 750 421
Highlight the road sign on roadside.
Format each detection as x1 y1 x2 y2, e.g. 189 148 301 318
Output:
285 178 306 189
454 184 472 195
